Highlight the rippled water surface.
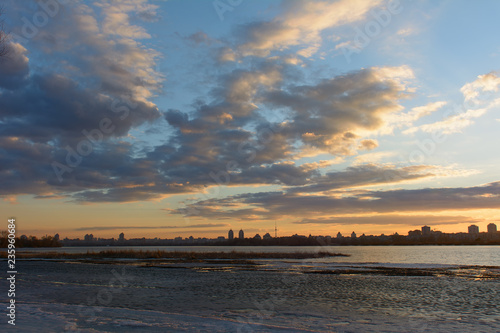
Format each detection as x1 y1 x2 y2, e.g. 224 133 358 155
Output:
8 246 500 332
19 245 500 266
10 260 500 332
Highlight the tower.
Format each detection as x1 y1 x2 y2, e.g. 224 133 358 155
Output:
275 221 277 238
239 229 244 239
228 229 234 240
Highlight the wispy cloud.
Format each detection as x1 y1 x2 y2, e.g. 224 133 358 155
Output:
74 223 228 231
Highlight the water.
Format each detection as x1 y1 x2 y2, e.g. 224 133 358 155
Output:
8 260 500 332
7 245 500 332
18 245 500 266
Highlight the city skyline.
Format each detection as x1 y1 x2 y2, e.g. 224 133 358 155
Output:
1 1 500 239
33 222 500 242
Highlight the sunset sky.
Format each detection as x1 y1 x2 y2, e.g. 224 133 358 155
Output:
1 0 500 239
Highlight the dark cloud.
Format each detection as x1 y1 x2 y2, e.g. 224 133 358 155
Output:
293 215 482 226
359 139 378 151
0 74 160 145
173 181 500 221
186 31 212 45
0 0 490 227
0 42 29 90
286 164 436 194
262 67 412 154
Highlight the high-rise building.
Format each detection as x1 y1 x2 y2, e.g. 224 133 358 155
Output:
119 232 125 242
351 231 357 239
468 225 479 235
336 232 343 239
487 223 497 234
228 229 234 240
421 225 431 236
239 229 244 239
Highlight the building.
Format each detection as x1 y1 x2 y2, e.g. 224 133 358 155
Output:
421 226 431 236
336 232 343 239
408 229 422 238
118 232 125 242
239 229 244 239
487 223 497 234
351 231 357 239
228 229 234 240
468 225 479 235
263 233 272 240
253 234 262 240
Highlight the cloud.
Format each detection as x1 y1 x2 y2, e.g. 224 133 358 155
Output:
354 151 396 164
461 71 500 102
0 42 29 89
293 215 481 226
225 0 382 59
285 164 436 194
186 31 212 45
358 139 378 151
404 106 490 135
0 1 165 199
97 0 159 39
262 66 414 154
1 1 495 220
397 27 417 37
172 181 500 221
74 223 228 231
387 101 447 133
0 46 421 203
404 72 500 135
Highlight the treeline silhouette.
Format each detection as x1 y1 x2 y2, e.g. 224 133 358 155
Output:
0 232 62 248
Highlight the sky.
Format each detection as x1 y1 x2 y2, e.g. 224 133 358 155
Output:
1 0 500 239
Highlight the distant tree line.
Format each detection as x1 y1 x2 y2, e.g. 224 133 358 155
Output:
0 232 62 248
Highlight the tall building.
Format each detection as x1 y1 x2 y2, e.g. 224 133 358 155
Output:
468 225 479 235
228 229 234 240
336 232 343 239
487 223 497 234
351 231 357 239
421 225 431 236
239 229 244 239
119 232 125 242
